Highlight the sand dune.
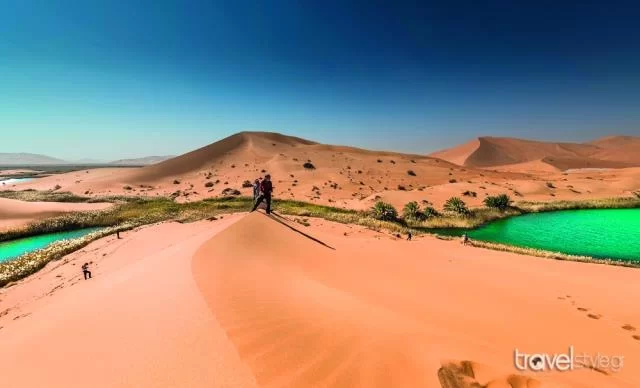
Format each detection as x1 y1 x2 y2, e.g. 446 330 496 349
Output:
430 136 640 170
0 197 112 231
2 212 640 387
13 132 640 212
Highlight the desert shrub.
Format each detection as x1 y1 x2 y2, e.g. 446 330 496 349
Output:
448 179 457 183
204 182 214 188
443 197 469 215
402 201 423 221
462 190 477 197
241 180 252 188
546 182 555 189
484 194 512 211
53 184 62 190
377 159 382 163
371 201 398 221
221 188 241 196
173 179 180 184
397 185 407 191
123 185 132 190
303 162 316 169
407 170 416 176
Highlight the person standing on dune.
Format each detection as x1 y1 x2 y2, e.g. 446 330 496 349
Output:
252 178 261 201
252 174 273 214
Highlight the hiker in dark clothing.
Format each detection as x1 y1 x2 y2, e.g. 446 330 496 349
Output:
82 262 92 280
407 232 412 241
252 179 261 201
251 174 273 214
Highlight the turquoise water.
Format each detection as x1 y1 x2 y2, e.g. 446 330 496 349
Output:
0 228 102 263
0 177 34 185
459 209 640 262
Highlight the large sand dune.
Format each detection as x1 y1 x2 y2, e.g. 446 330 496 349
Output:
16 131 640 212
430 136 640 170
3 212 639 387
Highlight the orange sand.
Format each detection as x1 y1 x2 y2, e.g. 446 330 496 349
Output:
1 212 639 387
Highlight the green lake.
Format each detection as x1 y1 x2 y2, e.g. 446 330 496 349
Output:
440 209 640 262
0 228 102 263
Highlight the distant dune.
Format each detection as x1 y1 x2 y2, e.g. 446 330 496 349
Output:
109 155 175 166
430 135 640 170
0 152 67 165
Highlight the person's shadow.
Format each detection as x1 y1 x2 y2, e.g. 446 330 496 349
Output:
260 211 336 250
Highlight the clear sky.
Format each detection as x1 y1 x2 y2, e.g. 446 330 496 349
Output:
1 0 639 160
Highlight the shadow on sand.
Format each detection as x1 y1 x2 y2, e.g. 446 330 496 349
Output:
260 211 336 250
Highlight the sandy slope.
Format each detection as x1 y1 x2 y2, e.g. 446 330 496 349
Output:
0 215 256 388
3 212 638 387
0 197 112 231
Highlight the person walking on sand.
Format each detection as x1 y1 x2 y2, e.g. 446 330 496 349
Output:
252 174 273 214
461 233 469 245
82 262 92 280
252 178 261 201
407 232 412 241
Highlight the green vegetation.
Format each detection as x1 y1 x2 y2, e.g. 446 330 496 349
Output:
2 189 640 286
443 197 469 215
484 194 512 211
402 201 422 221
370 201 398 221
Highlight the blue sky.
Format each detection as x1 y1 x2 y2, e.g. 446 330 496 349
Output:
1 0 639 160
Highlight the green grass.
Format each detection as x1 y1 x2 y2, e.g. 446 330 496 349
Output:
2 192 640 286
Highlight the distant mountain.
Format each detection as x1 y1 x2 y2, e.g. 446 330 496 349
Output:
109 155 175 166
429 135 640 170
0 153 68 165
72 158 106 164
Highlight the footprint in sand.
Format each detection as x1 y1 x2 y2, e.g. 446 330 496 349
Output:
632 335 640 341
587 313 602 320
622 324 636 331
577 307 589 312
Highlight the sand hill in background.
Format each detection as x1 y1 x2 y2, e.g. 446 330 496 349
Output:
430 136 640 170
13 132 640 212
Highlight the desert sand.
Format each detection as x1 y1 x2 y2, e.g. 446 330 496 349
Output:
14 132 640 212
0 197 112 231
1 212 639 387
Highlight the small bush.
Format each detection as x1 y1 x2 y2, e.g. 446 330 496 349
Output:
123 185 133 191
407 170 416 176
303 162 316 169
484 194 512 211
377 159 382 163
462 190 477 197
221 188 241 196
241 180 253 188
205 182 214 188
53 184 62 191
443 197 469 215
546 182 556 189
371 201 398 221
173 180 180 185
397 185 407 191
448 179 457 183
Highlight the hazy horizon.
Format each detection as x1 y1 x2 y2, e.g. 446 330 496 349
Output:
2 1 639 159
